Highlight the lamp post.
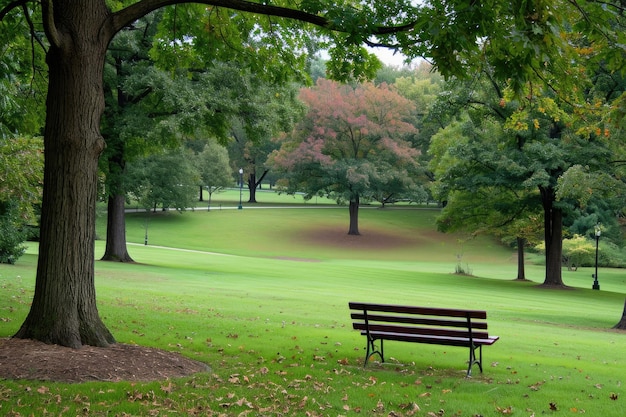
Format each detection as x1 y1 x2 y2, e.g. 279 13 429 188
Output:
238 168 243 210
592 225 601 290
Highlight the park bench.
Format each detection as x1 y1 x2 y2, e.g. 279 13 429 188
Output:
348 302 499 377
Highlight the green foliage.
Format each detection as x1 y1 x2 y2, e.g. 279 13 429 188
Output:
0 10 47 139
195 140 232 189
557 164 626 211
151 4 314 85
0 136 43 219
428 66 625 286
126 147 199 212
226 73 306 180
0 200 27 264
0 136 43 263
536 234 626 269
561 234 596 270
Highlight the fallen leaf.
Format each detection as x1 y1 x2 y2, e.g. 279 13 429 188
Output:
235 397 253 408
375 399 384 412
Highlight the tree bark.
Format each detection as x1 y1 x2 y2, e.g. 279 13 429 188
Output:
348 195 360 235
515 237 526 280
247 170 269 203
13 2 116 348
101 194 134 262
613 299 626 330
247 172 257 203
540 186 565 287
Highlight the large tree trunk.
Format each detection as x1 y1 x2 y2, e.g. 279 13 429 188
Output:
515 237 526 280
540 186 565 287
13 2 116 348
348 195 360 235
101 194 134 262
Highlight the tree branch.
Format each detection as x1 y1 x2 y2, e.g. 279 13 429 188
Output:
22 3 47 52
110 0 416 40
0 0 29 21
111 0 327 35
41 0 61 48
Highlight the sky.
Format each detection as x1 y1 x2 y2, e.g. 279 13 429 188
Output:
368 46 420 68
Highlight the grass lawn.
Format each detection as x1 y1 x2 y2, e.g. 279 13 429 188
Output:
1 206 625 416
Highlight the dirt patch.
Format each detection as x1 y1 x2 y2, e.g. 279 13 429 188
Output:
0 338 209 383
304 227 415 250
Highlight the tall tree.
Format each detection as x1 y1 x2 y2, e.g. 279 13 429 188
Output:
2 0 624 347
127 146 199 212
100 13 241 262
270 79 420 234
195 139 232 210
225 75 305 203
429 72 621 287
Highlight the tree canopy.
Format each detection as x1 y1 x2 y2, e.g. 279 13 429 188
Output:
270 78 420 234
429 60 625 287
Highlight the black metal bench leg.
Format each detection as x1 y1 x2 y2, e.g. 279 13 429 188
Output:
364 338 384 366
466 345 483 377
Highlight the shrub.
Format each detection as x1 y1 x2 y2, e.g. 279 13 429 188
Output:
0 201 27 264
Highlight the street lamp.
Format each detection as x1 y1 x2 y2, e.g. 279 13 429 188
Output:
238 168 243 210
592 225 601 290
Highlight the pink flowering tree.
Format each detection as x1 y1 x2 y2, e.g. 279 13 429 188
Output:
269 78 421 235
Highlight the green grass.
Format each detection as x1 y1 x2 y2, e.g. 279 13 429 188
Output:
2 207 626 416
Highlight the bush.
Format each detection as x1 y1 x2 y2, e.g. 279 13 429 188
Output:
534 235 626 269
0 201 27 264
561 235 595 270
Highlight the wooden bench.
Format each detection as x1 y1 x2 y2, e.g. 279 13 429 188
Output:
349 302 499 377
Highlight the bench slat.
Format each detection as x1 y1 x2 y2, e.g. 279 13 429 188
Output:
349 302 487 319
350 313 489 330
353 323 491 340
367 331 499 347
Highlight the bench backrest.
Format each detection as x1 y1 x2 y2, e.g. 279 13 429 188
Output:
349 302 491 341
